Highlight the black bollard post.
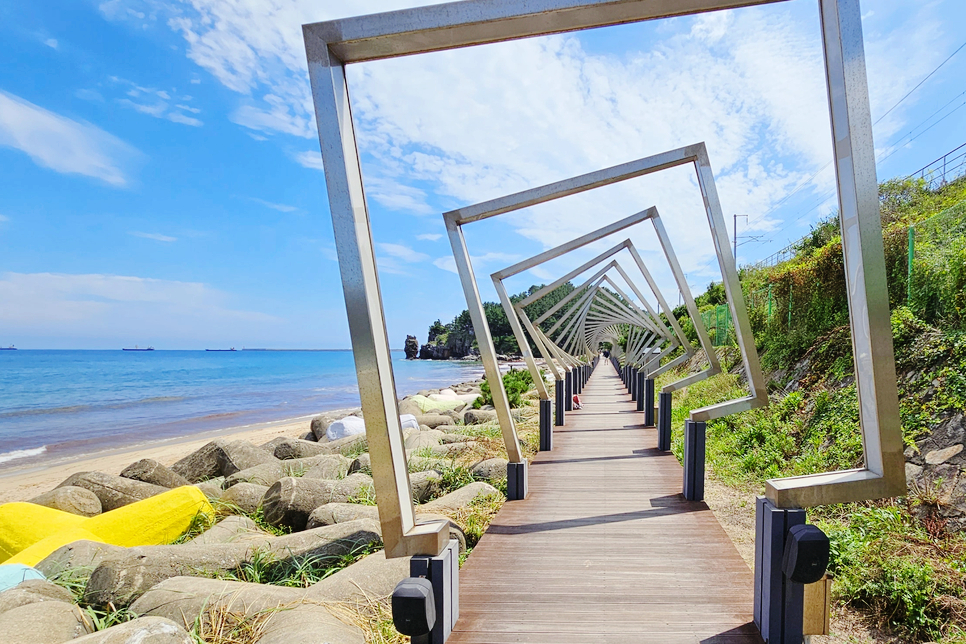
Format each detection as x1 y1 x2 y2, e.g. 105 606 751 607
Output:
636 371 645 411
753 498 807 644
644 378 655 427
683 420 706 501
554 379 565 426
564 371 573 411
657 391 672 451
539 398 552 451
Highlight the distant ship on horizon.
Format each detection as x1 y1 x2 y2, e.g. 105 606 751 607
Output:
122 345 155 351
205 347 237 352
0 345 16 351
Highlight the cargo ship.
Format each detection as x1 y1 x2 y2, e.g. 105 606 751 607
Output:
122 346 154 351
0 345 15 350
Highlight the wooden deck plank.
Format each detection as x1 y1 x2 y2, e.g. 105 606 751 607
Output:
447 361 762 644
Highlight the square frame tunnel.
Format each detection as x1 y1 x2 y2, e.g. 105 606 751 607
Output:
303 0 904 557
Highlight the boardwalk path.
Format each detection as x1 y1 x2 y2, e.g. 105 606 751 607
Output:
449 361 762 644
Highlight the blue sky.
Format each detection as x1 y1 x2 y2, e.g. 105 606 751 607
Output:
0 0 964 349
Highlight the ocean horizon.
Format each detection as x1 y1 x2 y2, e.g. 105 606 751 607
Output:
0 349 484 468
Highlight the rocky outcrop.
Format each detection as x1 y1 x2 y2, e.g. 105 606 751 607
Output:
261 475 375 530
404 335 419 359
0 600 92 644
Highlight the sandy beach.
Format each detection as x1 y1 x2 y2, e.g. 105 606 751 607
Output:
0 412 330 505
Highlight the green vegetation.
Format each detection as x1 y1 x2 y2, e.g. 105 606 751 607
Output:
422 283 578 357
655 175 966 642
209 542 381 588
474 368 534 409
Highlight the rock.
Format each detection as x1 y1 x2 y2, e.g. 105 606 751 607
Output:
431 441 478 456
34 541 127 582
223 462 286 488
169 440 225 483
463 409 498 425
120 459 190 489
405 429 444 449
420 482 500 514
220 483 269 514
28 486 102 517
299 431 318 442
188 516 269 545
192 480 224 501
262 474 375 530
410 470 442 503
84 521 382 608
315 433 368 456
0 601 92 644
131 577 364 644
169 440 274 482
348 453 370 474
68 617 192 644
471 458 509 482
925 444 963 465
0 580 75 615
56 472 167 511
215 440 276 477
308 550 410 603
440 432 469 444
906 462 923 485
397 397 422 418
301 455 351 480
306 503 379 529
260 436 290 452
404 335 419 359
309 411 362 442
273 438 329 460
326 416 366 441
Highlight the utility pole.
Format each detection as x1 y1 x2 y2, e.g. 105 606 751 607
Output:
733 214 748 265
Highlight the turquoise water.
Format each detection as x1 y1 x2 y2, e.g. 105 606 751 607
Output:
0 350 483 467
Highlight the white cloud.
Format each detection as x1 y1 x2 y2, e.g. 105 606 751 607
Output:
44 38 59 49
0 272 280 343
0 91 139 187
111 76 204 126
251 197 299 213
433 252 520 275
416 233 442 241
130 231 177 242
101 0 947 285
294 150 323 170
378 242 430 263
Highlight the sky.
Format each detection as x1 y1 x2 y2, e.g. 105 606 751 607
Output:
0 0 964 350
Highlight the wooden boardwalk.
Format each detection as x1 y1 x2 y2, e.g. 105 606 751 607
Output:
449 361 763 644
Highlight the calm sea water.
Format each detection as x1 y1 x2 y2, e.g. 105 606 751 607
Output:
0 350 483 467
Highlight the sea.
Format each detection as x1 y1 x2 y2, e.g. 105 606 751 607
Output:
0 350 484 469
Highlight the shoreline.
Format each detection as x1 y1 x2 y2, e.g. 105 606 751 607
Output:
0 410 343 504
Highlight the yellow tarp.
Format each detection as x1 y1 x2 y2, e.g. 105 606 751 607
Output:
0 486 213 567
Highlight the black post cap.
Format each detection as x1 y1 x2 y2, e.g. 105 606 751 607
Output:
782 523 830 584
392 577 436 636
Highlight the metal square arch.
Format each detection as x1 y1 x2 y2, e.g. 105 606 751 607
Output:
303 0 904 558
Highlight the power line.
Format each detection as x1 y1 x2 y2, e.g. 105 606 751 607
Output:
874 37 966 125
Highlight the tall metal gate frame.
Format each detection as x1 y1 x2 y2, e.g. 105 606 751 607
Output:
303 0 905 575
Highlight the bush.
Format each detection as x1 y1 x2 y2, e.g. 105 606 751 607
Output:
474 368 534 409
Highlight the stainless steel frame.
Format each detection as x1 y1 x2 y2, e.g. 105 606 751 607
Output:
304 0 903 558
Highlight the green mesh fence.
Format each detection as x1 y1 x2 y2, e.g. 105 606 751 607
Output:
701 304 734 347
908 199 966 325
